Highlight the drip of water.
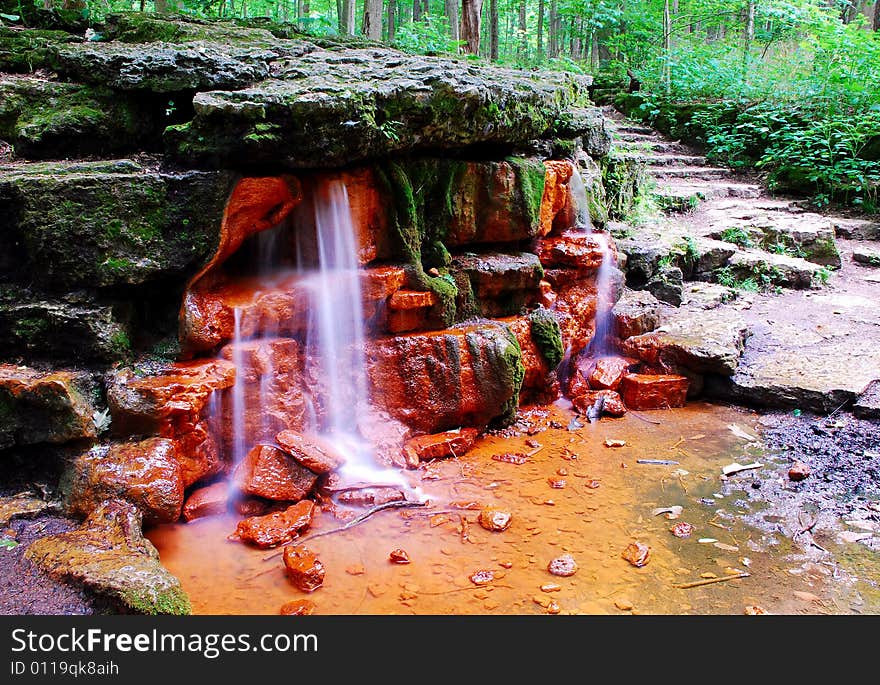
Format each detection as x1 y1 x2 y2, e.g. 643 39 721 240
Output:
230 307 246 466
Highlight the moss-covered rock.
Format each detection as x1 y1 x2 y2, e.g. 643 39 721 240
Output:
0 24 82 72
0 76 160 158
0 160 234 290
451 251 543 317
0 363 97 449
0 285 133 363
26 499 191 615
528 306 564 369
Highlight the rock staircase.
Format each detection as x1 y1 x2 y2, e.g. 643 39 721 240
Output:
602 107 880 416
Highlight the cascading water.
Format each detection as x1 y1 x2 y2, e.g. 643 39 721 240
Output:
568 163 617 356
216 178 408 490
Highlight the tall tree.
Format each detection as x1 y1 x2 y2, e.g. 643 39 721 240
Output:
363 0 383 39
518 0 527 59
341 0 356 34
488 0 498 59
874 0 880 29
549 0 558 57
462 0 484 56
537 0 545 57
446 0 460 44
388 0 397 41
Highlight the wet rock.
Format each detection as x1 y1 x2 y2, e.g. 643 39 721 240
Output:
620 308 750 376
621 542 651 567
386 289 438 334
478 508 512 532
0 364 97 449
364 322 525 433
232 500 315 549
182 482 229 522
64 438 184 525
571 390 627 417
283 545 325 592
451 251 543 317
788 461 811 482
548 478 566 489
389 548 410 564
744 605 768 615
0 494 50 527
491 452 529 465
537 231 606 271
588 356 637 391
401 427 480 464
853 245 880 267
502 313 561 403
645 264 683 306
540 160 576 236
334 485 406 507
547 554 578 577
233 445 318 502
25 500 190 615
280 599 316 615
469 570 496 585
612 288 662 340
107 360 235 487
727 250 824 290
670 522 694 538
619 374 689 410
275 431 344 475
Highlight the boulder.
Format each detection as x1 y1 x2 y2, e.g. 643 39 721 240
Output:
620 308 751 376
232 500 315 548
588 356 636 391
64 437 184 525
853 245 880 267
726 250 824 290
182 482 229 522
451 251 543 317
537 230 606 271
274 431 344 475
232 444 318 502
645 264 683 306
364 322 524 433
540 160 576 236
25 499 190 615
401 427 480 464
572 390 627 417
619 374 689 410
612 288 661 340
0 364 97 449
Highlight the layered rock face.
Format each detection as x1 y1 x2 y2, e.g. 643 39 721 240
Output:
0 12 617 613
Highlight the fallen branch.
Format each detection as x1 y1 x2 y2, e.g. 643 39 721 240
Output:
262 500 428 561
630 411 662 425
673 572 750 589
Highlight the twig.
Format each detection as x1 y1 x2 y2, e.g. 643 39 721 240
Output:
527 445 544 457
671 437 685 449
630 411 662 425
262 500 428 561
673 572 750 589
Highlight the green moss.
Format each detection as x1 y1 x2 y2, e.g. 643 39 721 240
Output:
529 307 564 369
508 156 546 232
109 330 131 359
492 325 526 427
11 316 48 341
121 585 191 616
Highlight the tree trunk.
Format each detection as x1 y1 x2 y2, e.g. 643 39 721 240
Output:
518 0 527 59
363 0 383 39
341 0 356 34
549 0 557 57
874 0 880 29
663 0 671 93
461 0 483 55
446 0 459 43
388 0 397 40
537 0 545 56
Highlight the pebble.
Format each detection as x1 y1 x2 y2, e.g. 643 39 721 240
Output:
389 549 411 564
788 461 811 481
621 542 651 567
614 599 634 611
547 554 578 577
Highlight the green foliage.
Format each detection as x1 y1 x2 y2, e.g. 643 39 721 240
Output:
719 226 755 248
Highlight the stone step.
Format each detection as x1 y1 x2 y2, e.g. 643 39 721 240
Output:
612 124 655 136
649 166 730 180
833 217 880 241
852 244 880 267
652 181 763 212
724 249 826 290
619 152 707 166
613 131 664 144
615 140 684 155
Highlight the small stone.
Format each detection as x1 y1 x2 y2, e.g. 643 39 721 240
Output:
182 482 228 522
492 452 529 465
232 500 315 549
280 599 316 615
499 560 513 569
614 599 634 611
548 477 566 489
546 601 561 614
469 570 496 585
622 542 651 567
744 605 768 615
367 584 386 597
346 564 366 576
547 554 578 577
700 572 718 579
541 583 562 593
670 522 694 538
557 467 568 476
283 545 325 592
533 595 551 608
788 461 811 481
604 439 626 448
478 507 512 532
389 548 410 564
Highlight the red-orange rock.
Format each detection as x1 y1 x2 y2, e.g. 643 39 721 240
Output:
335 487 405 507
550 279 598 355
280 599 316 615
274 431 344 475
0 365 97 448
320 167 389 265
588 356 637 391
502 315 559 403
540 160 575 236
364 323 523 433
65 437 184 524
401 427 480 464
619 374 689 410
232 500 315 548
788 461 811 482
478 508 512 532
283 545 325 591
386 289 439 333
537 231 606 271
622 542 651 567
107 360 236 487
572 390 627 417
670 522 694 538
182 481 229 522
389 548 410 564
232 445 318 501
